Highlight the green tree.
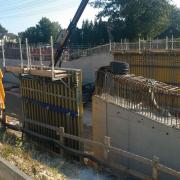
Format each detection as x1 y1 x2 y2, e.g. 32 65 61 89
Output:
92 0 172 40
69 19 109 46
19 17 61 44
158 7 180 38
81 20 94 44
93 19 109 44
0 24 8 35
170 7 180 31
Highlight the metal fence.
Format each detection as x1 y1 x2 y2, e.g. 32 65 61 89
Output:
1 37 180 61
111 38 180 52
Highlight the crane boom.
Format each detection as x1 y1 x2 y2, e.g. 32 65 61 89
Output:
54 0 89 67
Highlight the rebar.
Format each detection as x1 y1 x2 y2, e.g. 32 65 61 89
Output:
95 71 180 128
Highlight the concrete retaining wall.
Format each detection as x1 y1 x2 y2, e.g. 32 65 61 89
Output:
92 96 180 179
0 156 31 180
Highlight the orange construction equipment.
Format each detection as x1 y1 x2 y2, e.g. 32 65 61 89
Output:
0 70 5 110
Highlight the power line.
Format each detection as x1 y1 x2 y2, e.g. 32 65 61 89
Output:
0 3 78 19
0 0 67 14
0 0 79 18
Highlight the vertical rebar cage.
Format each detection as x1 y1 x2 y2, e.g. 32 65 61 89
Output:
21 68 83 155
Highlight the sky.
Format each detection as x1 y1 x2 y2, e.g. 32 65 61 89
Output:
0 0 180 34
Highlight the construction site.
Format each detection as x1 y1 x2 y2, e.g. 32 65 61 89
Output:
0 0 180 180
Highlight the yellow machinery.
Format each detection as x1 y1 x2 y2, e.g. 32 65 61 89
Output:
0 70 5 111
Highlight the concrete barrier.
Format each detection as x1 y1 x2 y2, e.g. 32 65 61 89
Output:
0 156 31 180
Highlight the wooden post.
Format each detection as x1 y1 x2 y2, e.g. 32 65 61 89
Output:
59 127 64 155
152 156 159 180
1 109 6 131
104 136 110 160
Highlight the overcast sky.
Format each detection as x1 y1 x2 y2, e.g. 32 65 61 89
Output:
0 0 179 34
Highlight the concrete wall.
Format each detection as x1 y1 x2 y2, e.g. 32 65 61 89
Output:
0 53 113 84
0 157 31 180
62 53 113 83
93 96 180 179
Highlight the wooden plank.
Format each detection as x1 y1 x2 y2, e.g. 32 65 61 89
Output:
5 66 28 74
30 69 67 78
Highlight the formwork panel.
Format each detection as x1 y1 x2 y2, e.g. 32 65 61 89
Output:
113 51 180 86
21 69 83 155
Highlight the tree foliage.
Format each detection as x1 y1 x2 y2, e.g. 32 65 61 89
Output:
69 19 109 46
158 7 180 38
19 17 61 44
92 0 173 40
0 24 8 35
170 7 180 31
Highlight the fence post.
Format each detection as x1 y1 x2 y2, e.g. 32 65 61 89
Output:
171 35 174 50
166 36 168 50
104 136 111 160
152 156 159 180
50 36 55 79
139 38 141 53
109 40 112 52
19 38 23 70
25 38 29 70
156 38 159 49
120 39 123 51
150 38 152 50
59 127 65 155
28 47 32 70
39 46 43 69
1 39 5 70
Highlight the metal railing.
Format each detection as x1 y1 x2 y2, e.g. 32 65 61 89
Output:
111 38 180 52
1 37 180 61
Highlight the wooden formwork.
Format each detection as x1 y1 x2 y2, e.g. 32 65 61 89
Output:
113 51 180 86
21 68 83 157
